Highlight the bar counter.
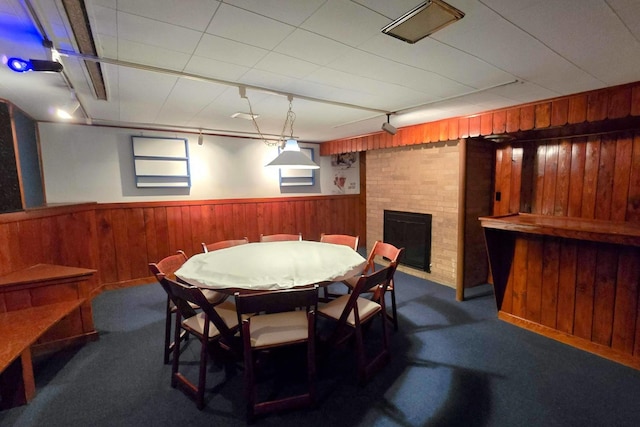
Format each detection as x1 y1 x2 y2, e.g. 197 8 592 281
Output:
480 213 640 370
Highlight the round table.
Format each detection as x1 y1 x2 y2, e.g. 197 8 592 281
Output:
175 241 367 292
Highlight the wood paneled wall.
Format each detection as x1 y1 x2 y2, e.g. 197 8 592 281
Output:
94 195 362 286
0 204 100 277
321 81 640 155
494 131 640 222
0 195 362 289
498 234 640 368
488 131 640 368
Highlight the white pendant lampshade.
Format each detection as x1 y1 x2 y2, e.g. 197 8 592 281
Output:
265 139 319 169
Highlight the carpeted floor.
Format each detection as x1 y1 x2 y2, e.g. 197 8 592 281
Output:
2 270 640 426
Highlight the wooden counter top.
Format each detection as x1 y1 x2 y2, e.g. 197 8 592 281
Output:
479 213 640 247
0 264 97 289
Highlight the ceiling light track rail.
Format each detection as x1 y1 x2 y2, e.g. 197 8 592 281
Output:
56 49 390 115
65 118 297 142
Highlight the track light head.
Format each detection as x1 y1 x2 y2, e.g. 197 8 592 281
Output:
382 114 397 135
7 57 63 73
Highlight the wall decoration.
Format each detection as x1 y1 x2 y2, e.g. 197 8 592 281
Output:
330 152 359 194
132 136 190 188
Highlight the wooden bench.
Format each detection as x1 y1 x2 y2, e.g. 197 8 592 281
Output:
0 299 84 409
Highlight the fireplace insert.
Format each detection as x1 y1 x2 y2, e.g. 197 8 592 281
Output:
383 210 432 272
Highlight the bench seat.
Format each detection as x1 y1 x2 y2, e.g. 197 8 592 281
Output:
0 299 84 409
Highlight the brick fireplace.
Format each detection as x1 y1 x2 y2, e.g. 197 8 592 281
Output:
366 142 460 287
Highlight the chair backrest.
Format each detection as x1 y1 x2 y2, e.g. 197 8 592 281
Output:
202 237 249 253
362 241 403 275
320 233 359 251
234 286 318 319
161 276 236 340
148 250 188 281
335 263 396 329
259 233 302 242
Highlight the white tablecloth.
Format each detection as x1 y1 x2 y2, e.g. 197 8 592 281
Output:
175 241 366 291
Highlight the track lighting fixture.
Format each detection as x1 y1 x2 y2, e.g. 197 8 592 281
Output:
382 114 397 135
7 57 63 73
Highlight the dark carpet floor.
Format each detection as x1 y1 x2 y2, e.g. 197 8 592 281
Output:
2 270 640 426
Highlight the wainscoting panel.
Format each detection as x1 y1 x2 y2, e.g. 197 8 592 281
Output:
95 195 362 285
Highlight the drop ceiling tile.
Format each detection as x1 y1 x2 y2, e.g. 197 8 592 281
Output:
115 0 220 31
116 38 192 70
354 0 434 20
328 49 471 96
495 0 640 85
205 3 294 50
254 52 319 79
117 67 177 103
94 33 117 58
238 68 298 94
300 0 388 47
225 0 325 26
194 34 268 68
90 5 116 38
117 11 202 54
90 0 116 8
358 33 517 89
608 0 640 40
183 56 250 82
274 29 353 65
155 78 228 125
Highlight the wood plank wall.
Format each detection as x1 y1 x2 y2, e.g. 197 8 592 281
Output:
494 132 640 221
491 131 640 367
0 195 361 289
320 81 640 155
0 204 100 278
94 195 362 286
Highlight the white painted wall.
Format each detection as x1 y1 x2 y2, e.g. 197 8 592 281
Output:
38 123 357 203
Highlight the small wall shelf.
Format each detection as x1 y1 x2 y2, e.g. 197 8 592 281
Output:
132 136 190 188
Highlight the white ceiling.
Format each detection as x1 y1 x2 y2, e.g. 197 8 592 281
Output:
1 0 640 143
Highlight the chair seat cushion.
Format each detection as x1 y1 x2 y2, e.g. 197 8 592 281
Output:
182 301 238 339
318 295 381 327
248 310 308 348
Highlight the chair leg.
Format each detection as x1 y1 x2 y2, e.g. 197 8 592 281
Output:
196 337 208 410
390 285 398 331
170 313 182 388
308 314 317 405
164 296 172 364
244 349 255 422
354 326 367 384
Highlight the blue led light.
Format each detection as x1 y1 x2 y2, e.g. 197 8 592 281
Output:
7 57 32 72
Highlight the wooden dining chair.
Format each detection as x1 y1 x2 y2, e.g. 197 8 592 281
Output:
201 237 249 253
318 263 396 384
319 233 359 250
259 233 302 242
159 276 240 410
234 286 318 421
343 241 404 331
148 251 189 364
319 233 359 300
149 252 228 364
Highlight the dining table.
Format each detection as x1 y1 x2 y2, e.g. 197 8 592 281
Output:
175 240 367 293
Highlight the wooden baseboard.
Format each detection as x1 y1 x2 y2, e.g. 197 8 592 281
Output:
498 311 640 370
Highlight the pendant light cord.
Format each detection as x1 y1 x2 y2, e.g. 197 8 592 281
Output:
244 93 296 147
